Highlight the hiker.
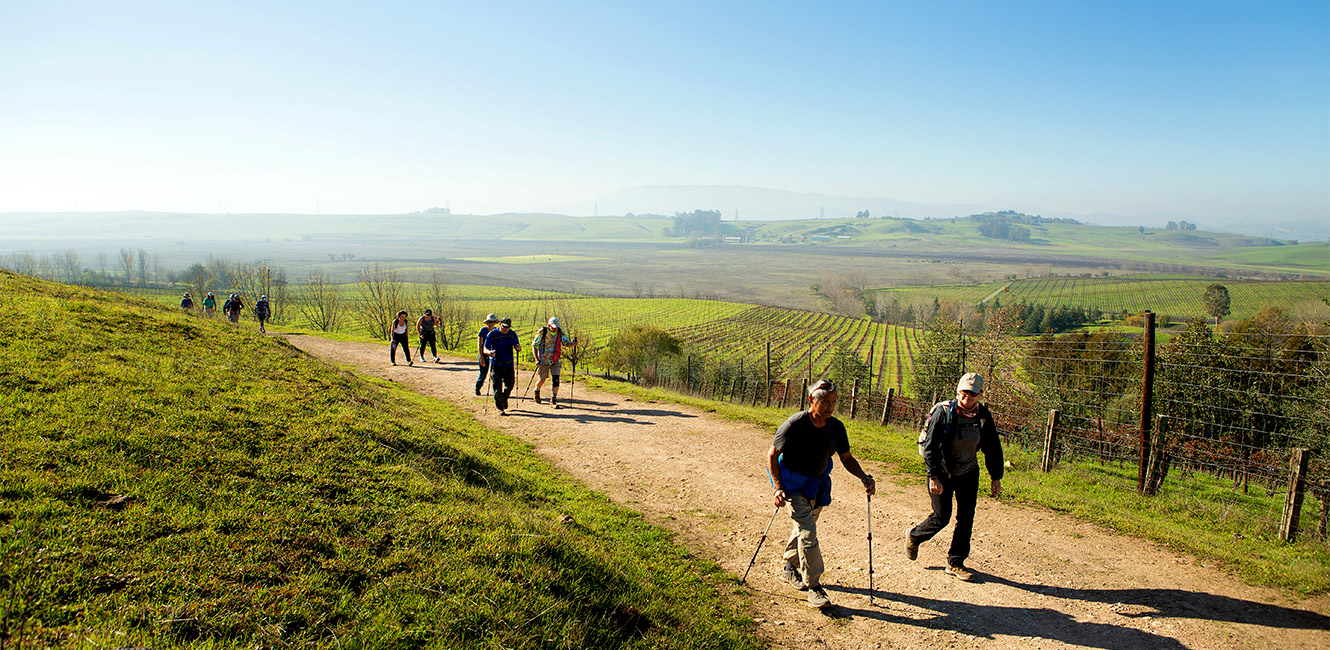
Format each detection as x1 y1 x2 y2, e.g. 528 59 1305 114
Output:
905 372 1004 582
476 314 499 395
180 292 194 311
417 308 442 363
482 317 521 414
389 310 413 366
767 378 876 609
254 295 271 333
223 294 245 323
201 292 217 317
530 316 576 408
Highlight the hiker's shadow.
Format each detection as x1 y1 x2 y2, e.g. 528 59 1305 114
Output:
503 409 654 426
822 572 1329 650
981 573 1330 630
825 586 1190 650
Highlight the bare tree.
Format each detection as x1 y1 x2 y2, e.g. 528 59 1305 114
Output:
354 263 405 339
56 250 81 284
119 248 134 283
97 251 108 277
296 268 342 332
136 248 148 287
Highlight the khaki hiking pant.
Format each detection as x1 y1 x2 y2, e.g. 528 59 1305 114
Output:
782 492 825 587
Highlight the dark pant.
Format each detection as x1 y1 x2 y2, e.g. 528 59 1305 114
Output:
492 364 515 408
909 469 979 567
418 331 436 358
477 359 490 392
390 332 412 363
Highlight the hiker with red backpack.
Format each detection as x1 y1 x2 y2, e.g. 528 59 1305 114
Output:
905 372 1004 582
530 316 576 409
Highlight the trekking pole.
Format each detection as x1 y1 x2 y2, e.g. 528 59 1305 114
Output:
740 505 782 585
867 493 874 605
520 365 538 402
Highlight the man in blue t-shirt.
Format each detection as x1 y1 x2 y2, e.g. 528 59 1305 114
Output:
766 378 876 609
476 314 499 395
482 318 521 414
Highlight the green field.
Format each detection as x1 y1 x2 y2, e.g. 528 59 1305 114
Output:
875 276 1330 323
1 272 758 648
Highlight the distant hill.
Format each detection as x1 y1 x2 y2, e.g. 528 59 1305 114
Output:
559 185 1328 242
561 184 986 221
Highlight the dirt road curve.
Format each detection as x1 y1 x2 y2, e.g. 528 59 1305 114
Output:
282 334 1330 650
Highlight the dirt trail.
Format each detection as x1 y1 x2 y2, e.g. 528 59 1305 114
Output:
282 334 1330 650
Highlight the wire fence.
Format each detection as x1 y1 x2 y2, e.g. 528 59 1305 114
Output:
626 316 1330 540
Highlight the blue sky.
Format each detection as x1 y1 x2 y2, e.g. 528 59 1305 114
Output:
1 1 1326 223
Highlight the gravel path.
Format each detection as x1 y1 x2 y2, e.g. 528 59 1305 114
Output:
283 334 1330 649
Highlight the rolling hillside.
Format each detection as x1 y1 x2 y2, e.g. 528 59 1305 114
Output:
0 271 756 648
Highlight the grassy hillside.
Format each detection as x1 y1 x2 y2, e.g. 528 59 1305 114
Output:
0 272 758 649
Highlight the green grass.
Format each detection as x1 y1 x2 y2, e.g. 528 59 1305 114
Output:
574 375 1330 596
0 271 760 649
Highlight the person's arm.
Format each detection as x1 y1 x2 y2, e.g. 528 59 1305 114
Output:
837 451 876 495
767 445 786 507
921 405 949 494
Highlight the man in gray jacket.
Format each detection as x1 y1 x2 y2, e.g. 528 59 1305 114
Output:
906 372 1004 581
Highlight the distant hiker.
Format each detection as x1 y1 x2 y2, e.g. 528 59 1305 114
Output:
389 310 413 366
905 372 1004 582
254 295 271 333
417 309 442 363
767 379 876 609
476 314 499 395
223 294 245 324
180 292 194 311
531 316 576 408
201 292 217 317
483 317 521 414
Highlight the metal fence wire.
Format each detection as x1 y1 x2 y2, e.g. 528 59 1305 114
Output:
630 316 1329 537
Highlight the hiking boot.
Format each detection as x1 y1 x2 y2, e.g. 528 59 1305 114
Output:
779 563 806 590
434 357 441 363
408 360 414 367
391 361 397 366
534 390 542 404
945 563 974 582
905 537 918 561
475 385 482 396
551 396 560 409
805 585 831 609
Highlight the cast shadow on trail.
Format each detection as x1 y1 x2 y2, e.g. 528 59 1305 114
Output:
499 409 687 426
981 574 1330 630
822 586 1191 650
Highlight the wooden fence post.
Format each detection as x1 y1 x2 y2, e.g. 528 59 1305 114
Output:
881 387 894 425
1137 311 1156 495
850 379 859 420
1041 409 1060 472
800 378 808 411
779 377 789 409
685 355 691 394
1280 449 1310 542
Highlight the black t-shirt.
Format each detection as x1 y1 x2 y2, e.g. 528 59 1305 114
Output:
772 411 850 478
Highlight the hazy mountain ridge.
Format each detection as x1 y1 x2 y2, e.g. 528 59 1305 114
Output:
562 185 1327 242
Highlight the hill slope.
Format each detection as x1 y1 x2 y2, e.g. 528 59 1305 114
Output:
0 271 757 648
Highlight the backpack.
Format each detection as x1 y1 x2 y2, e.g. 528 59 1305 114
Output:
255 300 269 317
918 399 956 457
